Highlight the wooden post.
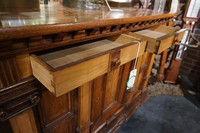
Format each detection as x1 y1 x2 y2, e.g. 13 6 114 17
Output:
157 49 168 81
9 109 38 133
77 82 92 133
140 53 156 90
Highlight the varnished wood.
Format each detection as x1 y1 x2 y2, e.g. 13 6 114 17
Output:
140 53 156 90
125 91 141 121
165 45 181 83
91 67 123 132
30 55 55 94
165 60 182 83
124 56 143 104
9 109 38 133
0 57 21 89
168 20 174 26
39 91 68 124
109 49 121 71
35 35 145 70
38 39 121 69
0 2 179 133
0 54 33 90
91 75 105 123
0 78 40 122
0 0 39 12
129 25 185 54
104 68 121 109
37 85 76 133
157 36 174 54
0 120 13 133
30 35 146 97
0 19 171 59
15 54 32 79
134 52 150 90
78 82 92 133
0 2 177 41
157 49 168 81
0 2 176 60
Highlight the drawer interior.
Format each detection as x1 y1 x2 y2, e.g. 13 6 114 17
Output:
148 25 179 34
133 25 179 39
38 34 139 70
129 25 185 54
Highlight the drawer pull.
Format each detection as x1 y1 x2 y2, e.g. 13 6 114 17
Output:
112 59 121 67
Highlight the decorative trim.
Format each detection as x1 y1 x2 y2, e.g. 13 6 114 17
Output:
42 112 74 133
0 17 174 58
76 122 93 133
0 77 40 121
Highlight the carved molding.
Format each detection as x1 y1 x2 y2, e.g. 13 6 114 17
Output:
76 122 93 133
42 112 74 133
0 78 40 122
0 17 174 58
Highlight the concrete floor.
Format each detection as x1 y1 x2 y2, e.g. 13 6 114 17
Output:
118 96 200 133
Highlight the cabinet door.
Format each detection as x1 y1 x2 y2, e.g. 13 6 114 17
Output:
37 88 77 133
91 65 127 133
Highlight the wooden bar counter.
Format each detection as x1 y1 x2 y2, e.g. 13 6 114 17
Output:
0 2 178 133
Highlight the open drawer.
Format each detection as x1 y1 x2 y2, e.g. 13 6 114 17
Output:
128 25 186 54
30 34 146 97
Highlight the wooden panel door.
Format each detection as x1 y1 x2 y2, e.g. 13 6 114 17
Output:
9 109 38 133
91 65 128 132
89 53 150 133
37 86 77 133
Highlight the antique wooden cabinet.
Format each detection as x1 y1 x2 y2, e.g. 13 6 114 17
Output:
0 2 181 133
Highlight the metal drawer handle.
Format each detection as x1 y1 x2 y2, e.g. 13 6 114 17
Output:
175 42 199 48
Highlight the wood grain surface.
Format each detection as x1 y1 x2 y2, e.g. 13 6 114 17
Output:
0 2 177 41
129 25 184 54
9 109 38 133
0 3 178 132
30 35 146 97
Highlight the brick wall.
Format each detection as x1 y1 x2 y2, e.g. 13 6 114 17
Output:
180 23 200 92
180 47 200 83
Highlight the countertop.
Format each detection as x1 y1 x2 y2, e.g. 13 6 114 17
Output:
0 2 177 40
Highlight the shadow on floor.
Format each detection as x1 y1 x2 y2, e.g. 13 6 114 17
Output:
185 94 200 109
118 96 200 133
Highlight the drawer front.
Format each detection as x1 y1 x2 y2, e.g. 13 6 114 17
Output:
129 25 186 54
157 35 175 54
120 40 146 65
30 35 146 97
31 54 109 96
54 54 109 96
175 29 186 42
